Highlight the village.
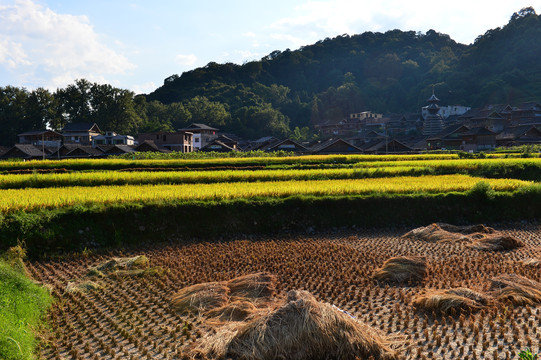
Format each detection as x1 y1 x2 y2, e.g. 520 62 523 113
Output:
1 93 541 160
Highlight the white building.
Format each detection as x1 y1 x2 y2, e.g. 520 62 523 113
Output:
422 105 470 120
92 131 135 147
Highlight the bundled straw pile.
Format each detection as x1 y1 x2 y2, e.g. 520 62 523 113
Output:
171 272 277 319
467 235 524 251
413 287 491 314
373 256 427 284
196 290 400 360
401 223 471 243
401 223 523 251
489 274 541 306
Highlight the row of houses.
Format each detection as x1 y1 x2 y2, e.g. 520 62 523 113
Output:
2 94 541 159
3 123 540 160
0 123 220 160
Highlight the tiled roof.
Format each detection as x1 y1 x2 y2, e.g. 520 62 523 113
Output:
18 129 62 137
62 122 101 132
180 123 219 131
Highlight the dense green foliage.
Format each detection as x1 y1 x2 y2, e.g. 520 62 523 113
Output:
1 8 540 145
0 251 52 359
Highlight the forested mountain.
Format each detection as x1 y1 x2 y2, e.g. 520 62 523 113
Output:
1 7 540 146
146 7 541 132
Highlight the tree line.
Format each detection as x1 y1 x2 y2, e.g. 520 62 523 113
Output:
1 7 540 146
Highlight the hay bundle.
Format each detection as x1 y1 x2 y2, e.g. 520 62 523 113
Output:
171 272 277 316
205 300 259 322
89 255 150 276
489 274 541 306
402 223 523 251
373 256 427 284
467 235 524 251
401 223 469 243
171 282 230 315
437 223 495 235
227 273 277 300
413 288 491 313
197 290 399 360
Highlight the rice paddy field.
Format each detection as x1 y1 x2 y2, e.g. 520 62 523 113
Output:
28 225 541 360
1 154 540 359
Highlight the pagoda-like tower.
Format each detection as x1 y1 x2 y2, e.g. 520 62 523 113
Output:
422 91 444 136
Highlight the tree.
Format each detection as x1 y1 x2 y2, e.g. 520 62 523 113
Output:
183 96 230 128
0 86 29 146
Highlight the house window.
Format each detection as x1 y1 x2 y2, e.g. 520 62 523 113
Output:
156 135 159 140
194 138 200 143
162 135 166 141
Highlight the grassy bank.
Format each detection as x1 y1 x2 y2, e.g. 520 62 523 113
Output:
0 249 52 360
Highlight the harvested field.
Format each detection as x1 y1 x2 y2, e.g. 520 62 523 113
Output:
27 223 541 359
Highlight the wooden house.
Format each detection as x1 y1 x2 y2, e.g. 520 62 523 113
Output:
62 123 101 146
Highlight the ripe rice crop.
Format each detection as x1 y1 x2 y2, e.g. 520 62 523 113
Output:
0 175 531 213
354 157 541 170
0 166 432 189
0 154 463 172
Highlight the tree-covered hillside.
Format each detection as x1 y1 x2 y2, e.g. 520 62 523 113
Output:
147 7 541 131
1 8 540 145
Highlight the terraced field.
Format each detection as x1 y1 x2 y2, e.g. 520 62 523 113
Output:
1 154 540 359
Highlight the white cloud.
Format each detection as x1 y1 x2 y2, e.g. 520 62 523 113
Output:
131 81 157 95
175 53 198 66
0 0 135 89
269 0 536 46
0 38 31 69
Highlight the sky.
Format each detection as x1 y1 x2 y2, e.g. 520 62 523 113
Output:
0 0 539 94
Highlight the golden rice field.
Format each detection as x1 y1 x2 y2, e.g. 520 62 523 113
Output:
0 153 464 171
0 175 531 213
0 166 430 189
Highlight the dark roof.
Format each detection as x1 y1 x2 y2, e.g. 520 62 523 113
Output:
363 139 413 153
200 140 236 152
214 134 237 144
134 140 161 152
309 138 363 153
461 127 496 136
18 129 62 137
244 137 281 151
496 125 541 139
426 124 469 141
0 145 8 156
102 145 136 154
69 146 104 156
266 139 309 152
62 122 101 133
180 123 219 131
3 144 45 158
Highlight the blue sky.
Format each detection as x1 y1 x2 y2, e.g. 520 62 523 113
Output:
0 0 538 94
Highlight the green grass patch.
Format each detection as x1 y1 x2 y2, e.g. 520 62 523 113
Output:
0 250 52 360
